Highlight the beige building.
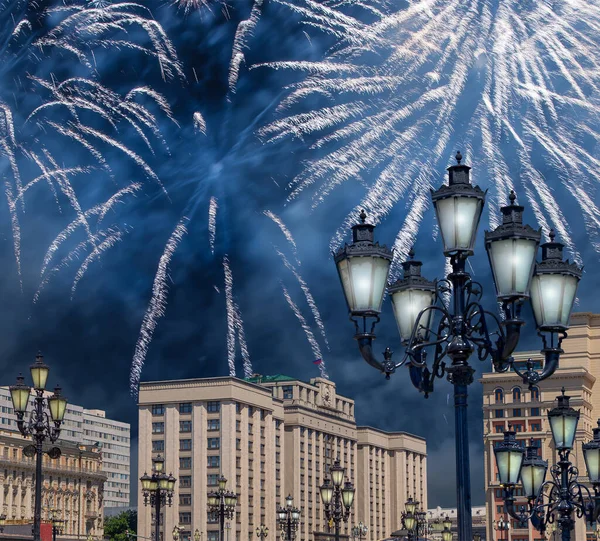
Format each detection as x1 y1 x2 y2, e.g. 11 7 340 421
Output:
137 375 426 541
0 429 107 537
482 312 600 541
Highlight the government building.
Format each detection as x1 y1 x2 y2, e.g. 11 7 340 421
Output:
137 375 427 541
482 312 600 541
0 386 131 512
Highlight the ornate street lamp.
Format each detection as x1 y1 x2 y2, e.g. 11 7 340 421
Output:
401 499 427 541
141 455 177 541
494 389 600 540
256 525 269 541
207 475 238 541
333 154 582 540
277 495 300 541
441 526 453 541
194 530 202 541
173 526 183 541
493 518 510 541
319 459 355 541
352 522 368 541
10 353 67 541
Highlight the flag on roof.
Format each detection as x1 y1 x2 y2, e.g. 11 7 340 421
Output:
313 358 322 365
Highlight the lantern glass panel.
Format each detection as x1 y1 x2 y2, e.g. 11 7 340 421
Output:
520 462 547 499
10 385 30 414
342 485 355 508
391 289 435 342
336 256 390 314
404 515 416 531
48 391 68 422
435 196 483 254
30 363 49 391
549 411 579 450
530 274 578 330
494 445 524 486
584 447 600 484
319 483 333 505
488 238 537 297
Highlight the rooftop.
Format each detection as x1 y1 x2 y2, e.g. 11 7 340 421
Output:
244 374 297 384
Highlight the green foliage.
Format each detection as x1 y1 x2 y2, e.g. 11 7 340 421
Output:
104 510 137 541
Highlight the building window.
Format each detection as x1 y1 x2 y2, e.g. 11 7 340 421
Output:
180 457 192 469
495 425 504 433
513 409 522 417
236 420 241 432
207 533 219 541
494 389 504 404
152 440 164 452
179 403 192 414
208 438 220 449
531 387 540 402
152 422 164 434
531 407 540 416
495 409 504 418
530 423 542 432
179 512 191 524
236 402 242 414
208 419 220 431
180 439 192 451
208 455 220 468
180 421 192 433
261 409 267 421
207 401 220 413
513 387 521 403
179 494 192 506
282 386 293 400
208 474 219 486
180 476 192 488
152 404 165 416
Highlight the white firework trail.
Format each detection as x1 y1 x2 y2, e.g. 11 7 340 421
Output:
223 256 253 378
261 0 600 269
130 218 189 398
193 112 207 135
276 249 329 350
209 197 218 254
264 210 300 265
281 284 329 379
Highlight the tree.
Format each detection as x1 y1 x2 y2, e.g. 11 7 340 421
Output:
104 510 137 541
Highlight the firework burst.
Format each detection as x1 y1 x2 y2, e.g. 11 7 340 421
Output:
261 0 600 277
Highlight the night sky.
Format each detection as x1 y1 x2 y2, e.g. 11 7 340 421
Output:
1 0 599 511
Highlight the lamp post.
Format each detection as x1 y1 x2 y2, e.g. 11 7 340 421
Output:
194 529 202 541
492 518 510 541
494 389 600 540
173 526 183 541
256 525 269 541
0 514 6 534
10 353 68 541
277 494 300 541
319 458 355 541
141 455 177 541
402 498 427 541
48 509 64 541
352 522 368 541
333 155 582 541
207 475 238 541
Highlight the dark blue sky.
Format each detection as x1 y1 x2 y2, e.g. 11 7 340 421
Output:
1 0 599 509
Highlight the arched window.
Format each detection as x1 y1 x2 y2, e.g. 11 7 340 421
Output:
513 387 521 403
531 386 540 402
494 388 504 404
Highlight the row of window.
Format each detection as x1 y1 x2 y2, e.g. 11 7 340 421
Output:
493 407 541 418
494 387 539 404
152 419 221 434
152 401 220 416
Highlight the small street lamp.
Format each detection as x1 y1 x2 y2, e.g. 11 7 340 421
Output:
256 525 269 541
141 454 177 541
401 499 427 540
319 458 355 541
277 494 300 541
333 156 582 540
0 514 6 534
194 530 202 541
494 389 600 540
352 522 368 541
207 475 238 541
10 353 67 541
173 526 183 541
492 518 510 541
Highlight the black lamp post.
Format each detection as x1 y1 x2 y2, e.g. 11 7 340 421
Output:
333 155 582 540
10 353 68 541
140 455 177 541
494 389 600 541
256 525 269 541
51 516 64 541
319 459 355 541
277 495 300 541
493 518 510 541
352 522 368 541
207 475 238 541
402 499 427 541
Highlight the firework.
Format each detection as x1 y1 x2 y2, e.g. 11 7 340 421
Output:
261 0 600 278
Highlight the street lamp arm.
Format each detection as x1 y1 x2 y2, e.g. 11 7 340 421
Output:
511 333 566 390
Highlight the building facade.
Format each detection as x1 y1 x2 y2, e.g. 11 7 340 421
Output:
0 387 131 510
0 429 106 537
482 312 600 541
137 375 427 541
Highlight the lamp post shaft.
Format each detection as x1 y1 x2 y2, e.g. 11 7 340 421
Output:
286 517 292 541
154 491 161 541
334 519 340 541
454 381 472 541
220 501 225 541
33 398 44 541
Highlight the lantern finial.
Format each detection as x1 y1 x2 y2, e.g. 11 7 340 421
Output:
455 151 462 164
408 246 415 259
359 209 367 223
549 228 556 242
